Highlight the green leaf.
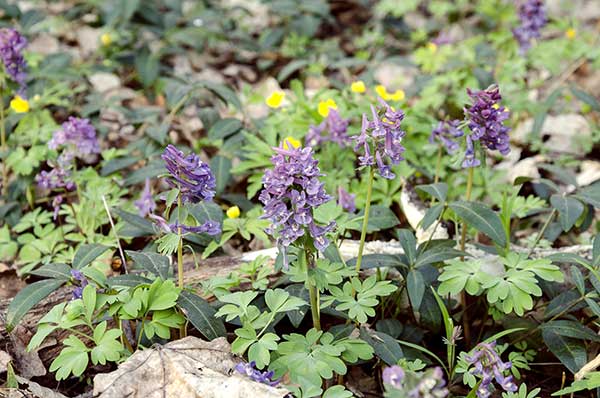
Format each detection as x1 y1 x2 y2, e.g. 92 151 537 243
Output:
550 194 585 232
359 328 403 366
208 119 242 141
416 183 448 202
415 247 466 268
135 49 159 87
6 279 64 332
397 229 417 266
107 274 153 288
407 269 425 310
323 386 353 398
542 328 587 374
248 333 279 368
30 263 72 281
82 285 97 323
197 81 242 110
126 250 171 280
541 320 600 342
348 205 399 233
177 290 226 340
72 244 109 270
147 279 180 311
188 201 223 227
210 155 232 194
49 336 89 380
91 321 122 365
449 201 507 247
420 203 444 230
570 85 600 112
114 209 155 237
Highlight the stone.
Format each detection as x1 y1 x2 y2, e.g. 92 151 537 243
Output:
512 114 592 154
89 73 121 93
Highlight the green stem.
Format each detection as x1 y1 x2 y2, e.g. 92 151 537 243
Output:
459 167 475 254
303 249 321 330
355 167 375 273
0 82 7 197
434 145 442 185
176 195 186 338
460 166 474 346
527 208 557 257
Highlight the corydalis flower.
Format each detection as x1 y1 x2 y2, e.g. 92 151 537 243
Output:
135 179 156 217
70 269 89 300
35 151 76 191
513 0 546 53
465 342 517 398
0 28 27 93
49 117 100 157
149 214 220 236
354 99 406 179
162 144 216 203
382 365 404 389
430 119 464 154
235 361 280 387
383 366 448 398
463 85 511 167
259 142 335 257
337 186 356 213
306 108 351 147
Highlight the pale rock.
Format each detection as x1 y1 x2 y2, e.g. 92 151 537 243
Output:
89 72 121 93
577 160 600 187
374 61 417 90
28 35 60 55
77 26 102 56
512 114 591 154
93 337 288 398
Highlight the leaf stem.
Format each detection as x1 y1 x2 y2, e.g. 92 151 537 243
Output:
176 195 187 338
101 195 128 273
527 208 557 257
460 166 474 345
459 167 475 254
0 81 7 197
434 145 442 184
355 167 375 273
304 249 321 331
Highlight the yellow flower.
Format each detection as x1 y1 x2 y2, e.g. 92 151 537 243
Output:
101 33 112 46
427 42 438 53
565 28 576 40
265 91 285 108
226 206 240 219
282 136 301 150
492 103 500 110
387 89 405 101
10 95 29 113
351 80 366 93
375 85 389 100
317 99 337 117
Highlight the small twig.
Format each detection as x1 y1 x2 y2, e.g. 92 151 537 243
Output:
101 195 128 273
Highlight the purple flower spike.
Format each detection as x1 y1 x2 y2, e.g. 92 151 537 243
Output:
0 28 28 93
465 342 518 398
306 109 351 147
513 0 546 53
354 99 406 179
463 85 511 167
382 365 405 389
49 117 100 157
135 179 156 217
70 269 89 300
337 187 356 213
430 119 464 154
235 361 280 387
162 145 216 204
259 142 335 264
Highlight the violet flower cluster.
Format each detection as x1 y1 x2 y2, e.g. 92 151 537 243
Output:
235 361 280 387
146 145 220 236
465 342 517 398
337 186 356 213
383 365 448 398
70 269 89 300
306 108 351 147
36 118 100 218
162 144 216 203
512 0 546 53
429 119 464 155
259 142 335 259
135 179 156 217
0 28 28 93
48 117 100 157
462 85 511 168
354 99 406 179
